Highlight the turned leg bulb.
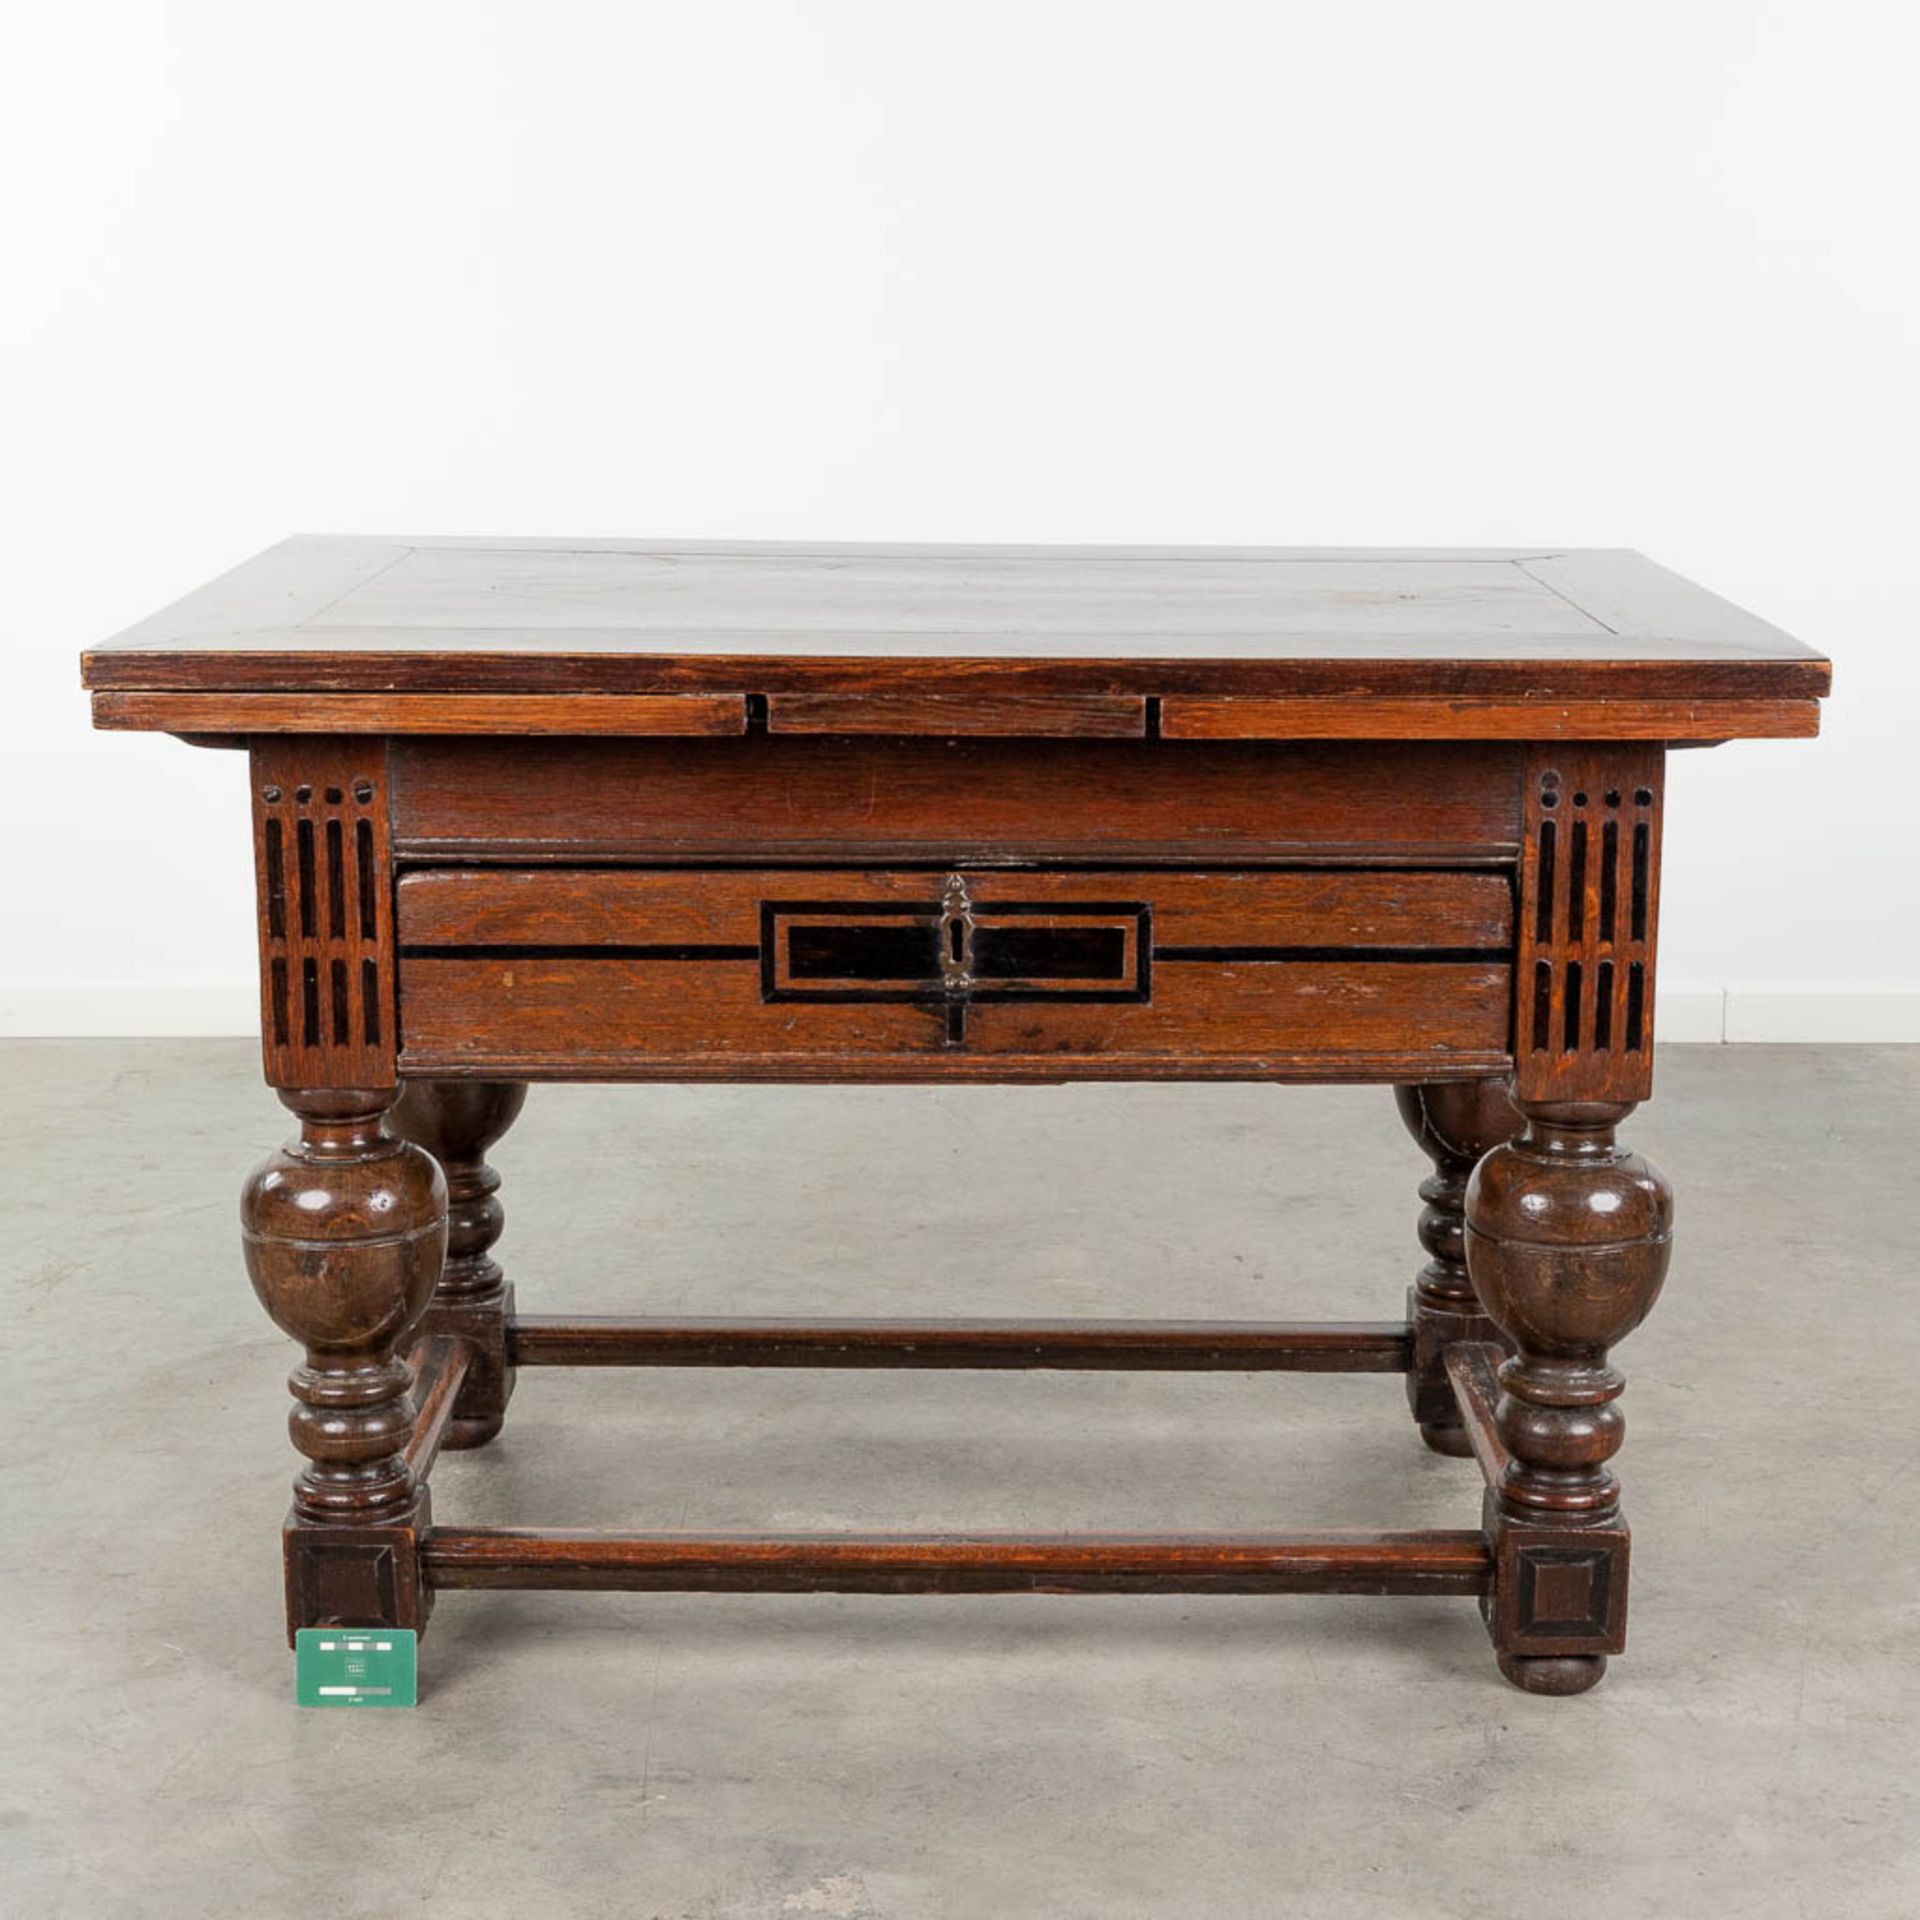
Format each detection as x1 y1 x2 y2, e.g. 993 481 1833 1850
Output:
392 1081 524 1303
241 1090 448 1524
391 1079 527 1448
1394 1079 1519 1456
1466 1099 1672 1695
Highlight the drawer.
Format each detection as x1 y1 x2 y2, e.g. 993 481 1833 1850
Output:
395 868 1514 1080
388 737 1524 865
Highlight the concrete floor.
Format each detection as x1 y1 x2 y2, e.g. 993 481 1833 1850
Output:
1 1041 1915 1918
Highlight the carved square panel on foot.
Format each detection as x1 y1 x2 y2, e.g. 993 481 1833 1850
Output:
283 1497 433 1643
1482 1495 1629 1660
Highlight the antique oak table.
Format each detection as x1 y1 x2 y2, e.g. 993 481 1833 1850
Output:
83 539 1828 1695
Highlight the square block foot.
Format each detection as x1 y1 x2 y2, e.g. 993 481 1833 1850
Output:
283 1496 433 1644
1481 1492 1629 1659
416 1283 515 1448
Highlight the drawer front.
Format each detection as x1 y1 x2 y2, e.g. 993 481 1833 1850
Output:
396 868 1513 1080
388 737 1524 865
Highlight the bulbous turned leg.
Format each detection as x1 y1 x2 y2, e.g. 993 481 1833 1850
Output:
1393 1080 1519 1456
1465 1099 1672 1695
241 1089 448 1636
392 1080 527 1449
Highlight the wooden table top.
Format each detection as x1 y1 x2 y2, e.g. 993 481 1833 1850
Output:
83 538 1827 741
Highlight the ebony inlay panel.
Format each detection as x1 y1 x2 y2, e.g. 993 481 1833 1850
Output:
764 876 1149 1005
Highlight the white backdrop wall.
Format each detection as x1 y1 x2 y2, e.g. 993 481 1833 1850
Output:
4 1 1915 1039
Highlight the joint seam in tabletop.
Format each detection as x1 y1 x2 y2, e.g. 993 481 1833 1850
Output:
1512 555 1622 633
297 543 420 626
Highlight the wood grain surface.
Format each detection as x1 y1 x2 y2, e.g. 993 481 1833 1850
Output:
388 737 1525 863
395 867 1514 951
81 538 1829 745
